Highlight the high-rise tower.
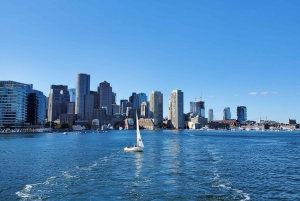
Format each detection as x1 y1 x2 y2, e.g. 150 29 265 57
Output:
48 85 70 121
168 90 184 129
75 73 90 119
223 107 231 120
208 109 213 122
237 106 247 121
149 91 163 124
98 81 112 115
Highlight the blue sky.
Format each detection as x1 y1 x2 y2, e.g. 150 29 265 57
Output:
0 0 299 123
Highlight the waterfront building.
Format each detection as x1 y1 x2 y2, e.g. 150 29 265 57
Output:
75 73 90 119
223 107 231 120
60 114 78 127
237 106 247 121
141 101 149 118
149 91 163 124
68 88 76 102
98 81 112 115
168 90 184 129
0 81 32 127
26 90 46 125
48 85 70 122
208 109 213 122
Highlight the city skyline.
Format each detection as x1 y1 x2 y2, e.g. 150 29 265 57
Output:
0 1 299 123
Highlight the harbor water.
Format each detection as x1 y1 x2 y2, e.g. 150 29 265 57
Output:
0 130 299 200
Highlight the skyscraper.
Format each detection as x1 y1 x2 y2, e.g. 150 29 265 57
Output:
48 85 70 121
208 109 213 122
75 73 90 119
237 106 247 121
149 91 163 124
98 81 112 115
168 90 184 129
223 107 231 120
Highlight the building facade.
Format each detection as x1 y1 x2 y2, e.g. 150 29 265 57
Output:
75 73 90 119
190 100 205 117
141 101 149 118
98 81 112 115
208 109 213 122
48 85 70 122
168 90 184 129
26 90 46 125
237 106 247 121
149 91 163 124
223 107 231 120
68 88 76 102
0 81 32 127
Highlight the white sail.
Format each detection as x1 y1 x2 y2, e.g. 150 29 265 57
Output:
136 112 144 148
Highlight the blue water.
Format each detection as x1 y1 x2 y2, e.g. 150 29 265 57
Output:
0 130 299 200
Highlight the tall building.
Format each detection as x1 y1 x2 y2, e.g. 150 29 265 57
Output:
68 88 76 102
237 106 247 121
0 81 32 127
141 101 149 118
129 92 147 109
67 102 75 114
75 73 90 119
149 91 163 124
48 85 70 121
208 109 213 122
84 94 95 123
223 107 231 120
98 81 113 115
190 100 205 117
112 92 116 104
112 104 120 115
90 91 98 109
120 99 129 115
168 90 184 129
26 90 46 125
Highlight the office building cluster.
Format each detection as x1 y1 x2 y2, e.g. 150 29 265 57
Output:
1 73 279 130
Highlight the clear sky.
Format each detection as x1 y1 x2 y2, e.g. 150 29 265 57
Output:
0 0 299 123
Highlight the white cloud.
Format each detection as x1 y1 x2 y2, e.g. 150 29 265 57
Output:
249 92 257 95
261 91 268 95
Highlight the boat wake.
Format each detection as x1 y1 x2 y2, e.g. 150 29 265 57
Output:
15 152 120 200
207 145 250 201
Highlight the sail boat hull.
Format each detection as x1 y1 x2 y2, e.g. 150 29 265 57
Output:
124 146 143 152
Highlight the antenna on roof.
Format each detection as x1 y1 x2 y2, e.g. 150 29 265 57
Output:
200 92 203 101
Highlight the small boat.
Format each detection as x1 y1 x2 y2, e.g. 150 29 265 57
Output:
124 112 144 152
63 132 67 135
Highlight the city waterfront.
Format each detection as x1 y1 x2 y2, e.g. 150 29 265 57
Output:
1 130 299 200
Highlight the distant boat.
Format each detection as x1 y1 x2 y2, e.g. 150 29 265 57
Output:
63 132 67 135
124 112 144 152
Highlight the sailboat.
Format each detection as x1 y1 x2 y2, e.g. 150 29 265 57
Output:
124 112 144 152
